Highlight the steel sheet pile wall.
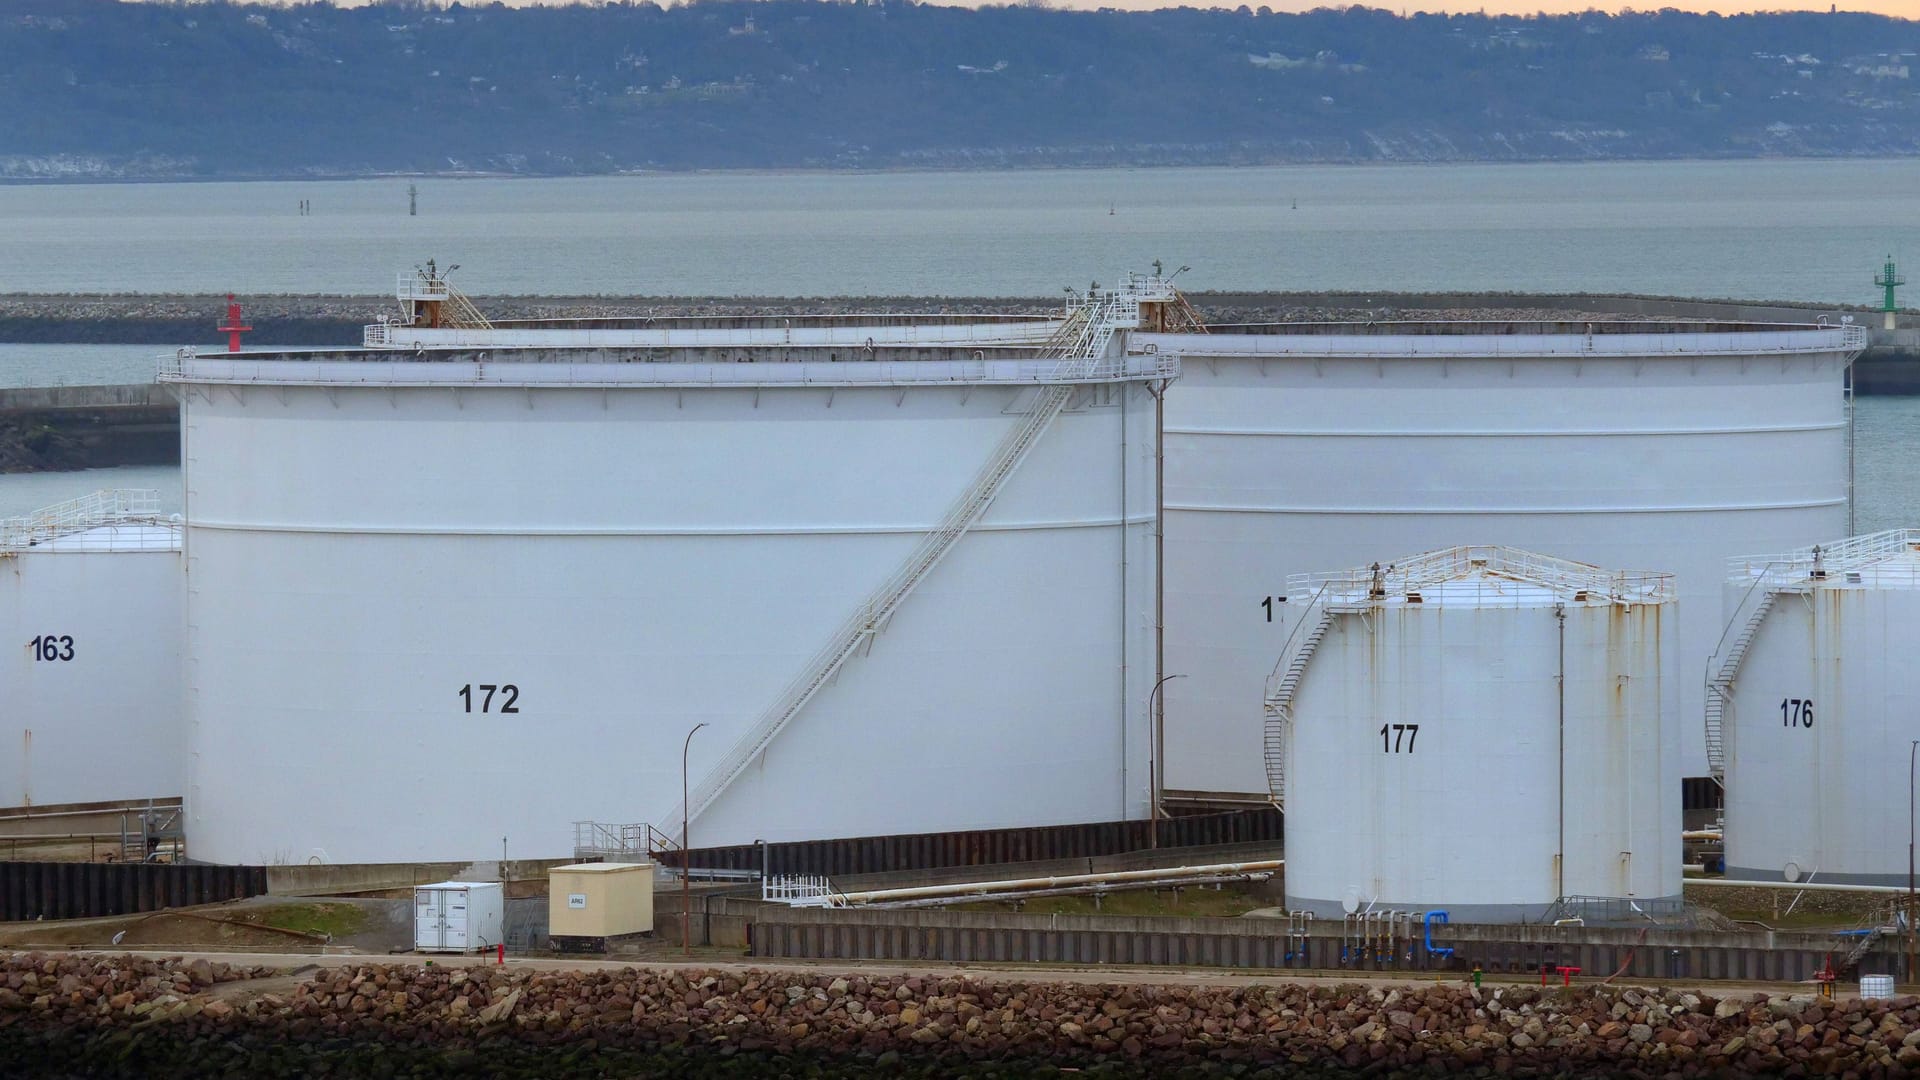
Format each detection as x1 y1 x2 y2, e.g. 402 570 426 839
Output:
0 861 265 921
175 357 1159 865
1142 326 1857 796
0 514 183 809
1721 531 1920 886
672 807 1283 876
1279 548 1680 922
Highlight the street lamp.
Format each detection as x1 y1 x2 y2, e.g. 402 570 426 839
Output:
1148 674 1186 830
1909 739 1917 984
681 721 708 958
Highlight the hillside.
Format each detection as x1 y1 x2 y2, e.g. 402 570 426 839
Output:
2 0 1918 178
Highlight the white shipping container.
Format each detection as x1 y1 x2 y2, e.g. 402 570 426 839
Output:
413 881 504 953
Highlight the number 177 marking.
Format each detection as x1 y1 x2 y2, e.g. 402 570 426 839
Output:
1379 723 1419 753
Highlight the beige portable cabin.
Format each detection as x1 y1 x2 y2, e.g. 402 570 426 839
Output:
548 863 655 947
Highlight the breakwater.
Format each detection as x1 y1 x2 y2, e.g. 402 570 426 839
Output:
0 384 177 474
2 952 1917 1079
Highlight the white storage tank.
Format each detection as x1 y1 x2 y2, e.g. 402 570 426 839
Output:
1716 530 1920 886
172 291 1170 865
413 881 504 953
1270 546 1681 921
1142 321 1862 801
0 490 182 809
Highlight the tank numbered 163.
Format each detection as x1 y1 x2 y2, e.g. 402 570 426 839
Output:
458 684 520 714
28 635 74 662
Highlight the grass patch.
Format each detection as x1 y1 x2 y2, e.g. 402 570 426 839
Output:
953 884 1268 919
244 903 370 939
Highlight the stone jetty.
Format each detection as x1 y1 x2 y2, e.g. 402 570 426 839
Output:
0 953 1915 1078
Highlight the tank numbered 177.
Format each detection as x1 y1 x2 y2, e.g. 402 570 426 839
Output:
28 635 74 662
458 684 519 714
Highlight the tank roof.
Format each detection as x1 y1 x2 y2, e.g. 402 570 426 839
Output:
1731 528 1920 589
1293 545 1674 607
0 490 179 554
1134 321 1865 360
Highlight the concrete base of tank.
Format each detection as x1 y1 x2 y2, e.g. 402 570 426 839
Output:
1284 892 1687 924
1723 866 1912 888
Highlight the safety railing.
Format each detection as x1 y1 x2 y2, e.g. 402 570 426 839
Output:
1287 545 1673 605
1730 529 1920 587
0 489 167 552
396 273 452 302
763 875 836 907
158 352 1179 388
1132 326 1867 361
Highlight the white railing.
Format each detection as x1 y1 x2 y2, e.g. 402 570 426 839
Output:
0 489 165 551
1287 545 1674 605
360 319 1065 351
158 352 1178 388
763 875 836 907
1132 326 1865 361
1730 529 1920 586
396 273 452 302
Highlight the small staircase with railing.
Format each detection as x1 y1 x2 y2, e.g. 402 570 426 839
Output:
1262 587 1342 811
1704 580 1785 785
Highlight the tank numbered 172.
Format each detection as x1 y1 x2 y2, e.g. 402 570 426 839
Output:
28 635 74 662
458 684 519 714
1781 697 1814 728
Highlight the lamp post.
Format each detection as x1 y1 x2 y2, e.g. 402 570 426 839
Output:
681 721 708 958
1148 674 1186 834
1909 739 1917 985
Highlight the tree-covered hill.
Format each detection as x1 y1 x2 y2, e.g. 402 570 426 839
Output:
2 0 1917 178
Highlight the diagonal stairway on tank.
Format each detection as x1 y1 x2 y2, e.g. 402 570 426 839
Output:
663 282 1164 840
1261 586 1342 812
1703 567 1799 786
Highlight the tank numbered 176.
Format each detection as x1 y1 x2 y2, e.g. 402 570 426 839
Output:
458 684 520 714
28 635 74 662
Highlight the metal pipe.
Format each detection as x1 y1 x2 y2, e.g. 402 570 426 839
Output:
1555 603 1566 900
1681 830 1724 841
1149 379 1169 824
807 859 1284 907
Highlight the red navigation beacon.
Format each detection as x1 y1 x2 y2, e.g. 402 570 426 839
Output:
217 294 252 352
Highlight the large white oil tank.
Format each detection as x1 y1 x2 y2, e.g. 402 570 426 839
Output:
0 490 182 809
1271 546 1681 921
1143 320 1863 802
170 324 1170 864
1716 530 1920 886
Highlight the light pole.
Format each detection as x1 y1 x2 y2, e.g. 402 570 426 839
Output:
1909 739 1916 985
1148 674 1186 833
681 721 708 958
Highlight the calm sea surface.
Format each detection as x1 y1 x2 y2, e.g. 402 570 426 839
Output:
0 159 1914 300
